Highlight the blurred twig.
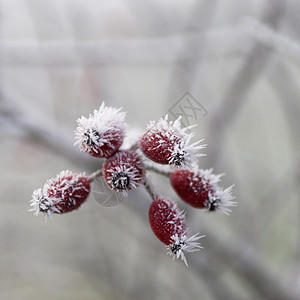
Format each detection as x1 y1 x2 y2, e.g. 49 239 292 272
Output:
194 225 299 300
269 61 300 259
206 0 286 169
167 0 218 101
0 92 97 170
0 28 248 66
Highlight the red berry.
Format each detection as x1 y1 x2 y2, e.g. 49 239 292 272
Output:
30 171 90 219
102 150 144 194
75 103 126 158
170 168 236 214
149 197 204 266
139 115 205 168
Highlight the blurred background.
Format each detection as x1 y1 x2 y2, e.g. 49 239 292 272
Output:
1 0 300 299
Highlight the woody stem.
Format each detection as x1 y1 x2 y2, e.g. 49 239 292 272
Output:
88 169 102 182
129 141 139 151
143 177 157 200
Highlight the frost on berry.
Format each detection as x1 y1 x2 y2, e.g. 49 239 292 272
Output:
139 115 206 168
149 197 204 266
170 167 237 215
102 150 145 195
29 171 90 220
120 127 143 150
74 102 127 158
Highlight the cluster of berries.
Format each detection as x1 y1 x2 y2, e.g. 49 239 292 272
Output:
30 103 236 266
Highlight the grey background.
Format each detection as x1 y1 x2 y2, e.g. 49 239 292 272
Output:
0 0 299 299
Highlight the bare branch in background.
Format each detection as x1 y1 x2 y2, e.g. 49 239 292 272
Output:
269 61 300 260
0 92 96 170
0 28 248 66
167 0 219 101
195 224 299 300
206 0 286 168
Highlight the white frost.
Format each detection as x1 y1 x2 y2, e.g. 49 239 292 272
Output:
166 232 205 267
74 102 127 155
29 170 88 220
205 185 237 215
191 167 237 215
146 115 206 168
106 164 144 196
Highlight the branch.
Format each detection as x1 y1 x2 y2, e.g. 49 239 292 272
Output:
194 225 299 300
205 0 287 168
0 27 248 66
0 92 97 170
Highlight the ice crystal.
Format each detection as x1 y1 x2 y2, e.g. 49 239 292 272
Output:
187 167 236 214
205 185 237 215
74 102 126 156
106 165 144 196
167 232 205 267
168 136 206 169
29 171 89 220
29 188 59 220
146 115 206 168
192 167 224 187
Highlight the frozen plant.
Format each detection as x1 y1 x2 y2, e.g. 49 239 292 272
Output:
29 102 236 266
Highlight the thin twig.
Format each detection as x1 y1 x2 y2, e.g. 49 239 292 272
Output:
205 0 286 168
0 28 248 66
0 93 95 170
129 141 139 151
143 177 157 200
88 169 102 183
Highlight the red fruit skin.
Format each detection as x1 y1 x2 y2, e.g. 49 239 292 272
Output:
149 197 186 246
102 150 144 190
170 169 213 208
139 130 180 164
47 175 90 213
84 126 124 158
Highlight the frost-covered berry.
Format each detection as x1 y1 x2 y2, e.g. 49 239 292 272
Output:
139 115 206 168
148 197 204 266
170 168 236 215
74 102 126 158
102 150 144 195
29 171 90 219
